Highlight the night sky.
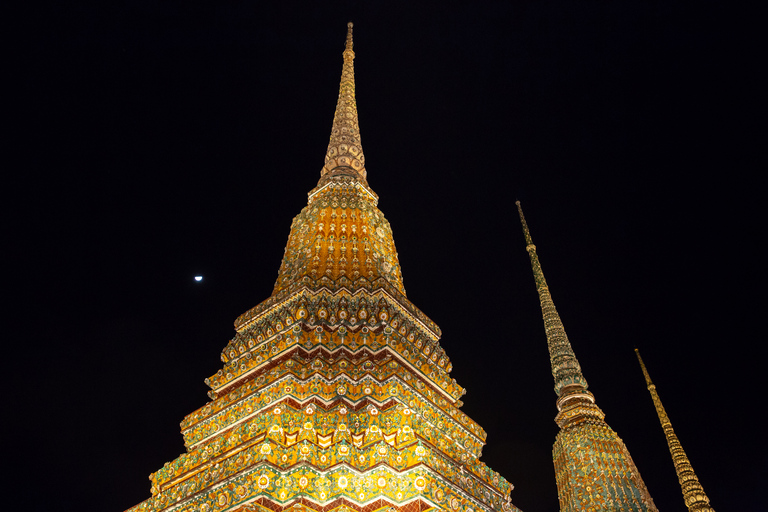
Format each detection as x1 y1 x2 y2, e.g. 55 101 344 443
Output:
12 2 763 511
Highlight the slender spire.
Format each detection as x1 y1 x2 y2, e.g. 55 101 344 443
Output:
516 201 657 511
635 349 715 512
321 22 367 184
515 201 589 401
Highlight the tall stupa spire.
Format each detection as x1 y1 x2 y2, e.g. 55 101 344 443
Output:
635 349 715 512
321 21 367 185
126 25 518 512
516 201 657 512
515 200 589 399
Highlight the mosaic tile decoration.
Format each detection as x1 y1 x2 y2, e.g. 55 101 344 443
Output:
126 24 518 512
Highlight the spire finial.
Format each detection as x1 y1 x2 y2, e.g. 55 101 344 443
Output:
635 348 655 388
635 349 715 511
320 23 367 184
515 200 534 249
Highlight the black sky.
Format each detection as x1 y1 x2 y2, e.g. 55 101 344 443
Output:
11 1 763 511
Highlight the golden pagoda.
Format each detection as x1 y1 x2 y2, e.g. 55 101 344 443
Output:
515 201 658 512
126 23 517 512
635 349 714 512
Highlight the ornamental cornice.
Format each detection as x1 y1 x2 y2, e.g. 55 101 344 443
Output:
235 284 440 341
307 177 378 205
193 346 478 439
187 359 484 451
131 461 519 512
155 378 511 501
181 393 484 473
215 295 458 402
161 430 506 502
208 332 460 405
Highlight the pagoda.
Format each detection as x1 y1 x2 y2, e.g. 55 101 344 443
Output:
635 349 714 511
515 202 658 511
126 23 517 512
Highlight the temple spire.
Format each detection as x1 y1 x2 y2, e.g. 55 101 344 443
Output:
321 22 367 184
515 201 589 402
635 349 715 512
516 201 657 511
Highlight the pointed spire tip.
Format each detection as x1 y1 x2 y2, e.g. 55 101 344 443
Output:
319 21 366 184
346 22 354 50
515 200 534 247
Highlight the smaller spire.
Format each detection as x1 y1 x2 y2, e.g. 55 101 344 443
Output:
635 349 715 512
517 203 659 510
321 22 367 184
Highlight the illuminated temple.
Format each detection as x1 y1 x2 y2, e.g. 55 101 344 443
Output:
126 23 517 512
126 22 717 512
